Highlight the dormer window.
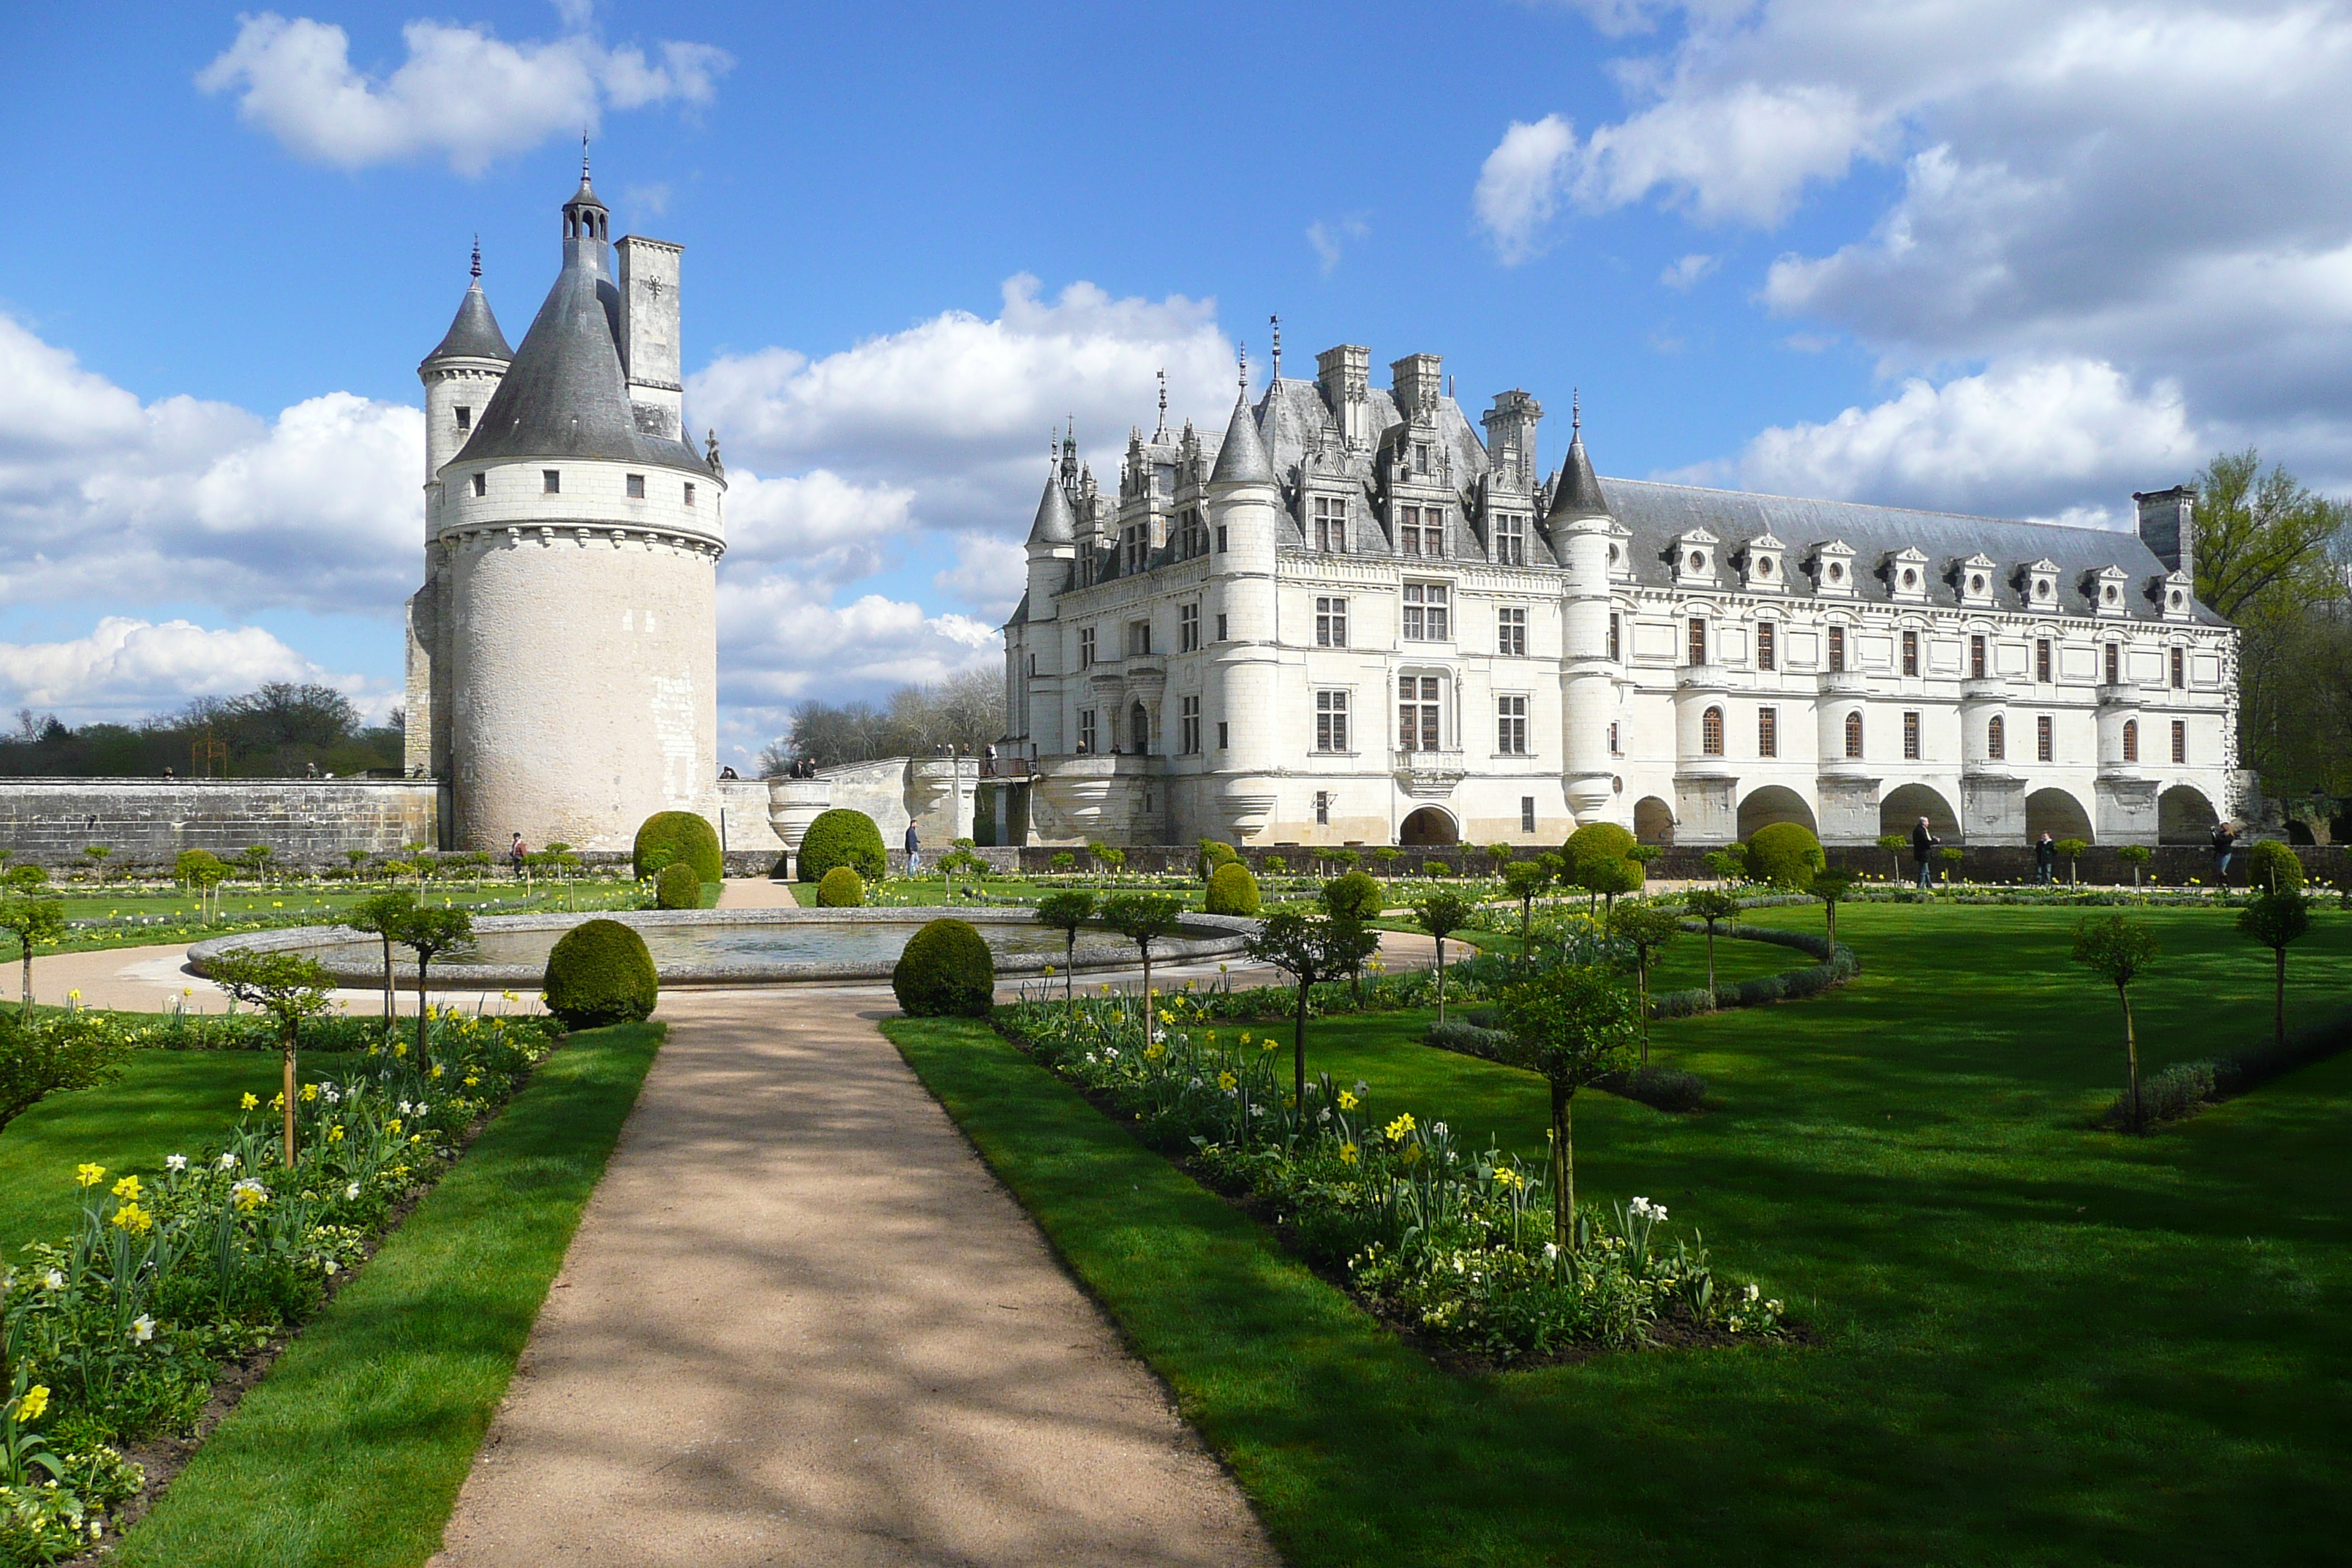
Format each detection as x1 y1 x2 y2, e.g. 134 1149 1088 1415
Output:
1956 552 1998 608
1811 539 1857 598
1886 546 1931 603
2157 569 2192 622
2020 558 2061 613
1673 528 1720 588
2087 565 2131 619
455 406 471 431
1741 533 1784 593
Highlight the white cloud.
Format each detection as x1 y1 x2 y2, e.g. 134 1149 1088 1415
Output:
1660 252 1719 290
1703 357 2200 520
1474 116 1579 265
197 13 730 175
0 617 374 723
932 532 1027 616
1307 216 1371 276
720 467 913 586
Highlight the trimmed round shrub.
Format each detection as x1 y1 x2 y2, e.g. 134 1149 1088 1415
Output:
1197 839 1238 881
633 811 721 883
1320 870 1382 921
1566 821 1637 872
816 865 864 907
654 862 701 909
891 917 995 1017
2247 838 2304 894
542 918 658 1029
797 808 886 883
1205 862 1261 916
1746 821 1827 889
1423 859 1452 877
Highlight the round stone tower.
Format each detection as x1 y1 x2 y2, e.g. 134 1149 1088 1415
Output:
426 160 725 851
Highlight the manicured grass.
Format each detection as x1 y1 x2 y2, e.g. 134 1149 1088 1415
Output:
0 1052 290 1257
886 902 2352 1566
110 1022 663 1568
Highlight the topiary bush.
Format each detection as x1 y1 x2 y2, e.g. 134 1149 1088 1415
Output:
1205 862 1262 916
1565 821 1636 872
541 917 658 1029
2247 839 2304 894
1322 870 1383 920
816 865 864 907
891 917 995 1017
796 808 886 883
654 862 701 909
633 811 721 883
1746 821 1826 889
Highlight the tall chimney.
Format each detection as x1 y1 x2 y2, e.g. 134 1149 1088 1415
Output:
2133 483 2195 582
1316 344 1371 451
617 235 685 443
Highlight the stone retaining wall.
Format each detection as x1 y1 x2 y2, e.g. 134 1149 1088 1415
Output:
0 778 448 870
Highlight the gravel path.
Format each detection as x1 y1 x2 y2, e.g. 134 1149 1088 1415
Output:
423 982 1278 1568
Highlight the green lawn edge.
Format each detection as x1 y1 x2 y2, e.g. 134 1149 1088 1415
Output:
110 1020 665 1568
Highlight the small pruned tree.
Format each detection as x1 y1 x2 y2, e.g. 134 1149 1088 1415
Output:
1485 843 1514 878
1244 910 1365 1108
348 889 417 1020
80 846 110 883
393 905 476 1055
1501 859 1553 967
238 844 274 885
0 899 66 1017
2237 891 2311 1053
1607 902 1681 1065
2115 844 2152 889
1410 890 1472 1022
1875 832 1907 879
1497 964 1641 1251
1809 870 1854 949
205 949 333 1166
1196 839 1237 883
1100 892 1183 1015
2055 838 2090 886
176 849 227 922
1703 845 1747 886
1371 846 1404 878
1586 853 1643 916
1329 848 1362 876
1034 889 1096 1002
2070 915 2160 1131
1684 888 1741 1008
1937 845 1964 885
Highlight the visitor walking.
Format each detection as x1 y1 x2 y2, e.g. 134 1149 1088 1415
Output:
510 832 529 878
2035 832 2056 886
905 821 921 875
2211 821 2237 886
1911 815 1940 889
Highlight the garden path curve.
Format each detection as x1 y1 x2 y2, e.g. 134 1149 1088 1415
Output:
423 981 1278 1568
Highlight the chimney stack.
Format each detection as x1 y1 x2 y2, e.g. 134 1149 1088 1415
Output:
2133 483 2195 582
1316 344 1371 451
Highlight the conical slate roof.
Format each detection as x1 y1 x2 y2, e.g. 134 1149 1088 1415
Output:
1026 471 1076 546
421 279 513 367
1550 429 1607 521
1208 391 1273 486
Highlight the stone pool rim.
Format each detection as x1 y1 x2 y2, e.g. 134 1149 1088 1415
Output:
186 906 1259 988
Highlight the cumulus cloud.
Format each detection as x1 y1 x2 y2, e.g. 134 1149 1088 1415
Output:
0 617 373 724
1691 357 2201 521
197 13 730 175
715 572 1001 745
1474 116 1579 265
1307 216 1371 276
1659 252 1719 290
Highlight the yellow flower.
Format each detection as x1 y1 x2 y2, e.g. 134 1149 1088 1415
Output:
365 1045 380 1058
74 1164 105 1188
1493 1167 1524 1191
1338 1089 1360 1111
1384 1112 1417 1142
1260 1037 1278 1052
270 1092 286 1112
430 1064 443 1079
14 1386 48 1424
386 1118 403 1137
110 1175 141 1202
1238 1033 1251 1048
1215 1071 1237 1093
328 1126 344 1142
1338 1142 1359 1165
1143 1042 1165 1060
110 1203 153 1235
300 1082 320 1102
393 1041 407 1058
463 1074 479 1088
240 1093 258 1111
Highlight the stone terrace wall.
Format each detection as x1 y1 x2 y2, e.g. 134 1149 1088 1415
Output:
0 779 448 871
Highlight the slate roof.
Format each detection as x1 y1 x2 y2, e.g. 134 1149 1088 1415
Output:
1599 478 2217 625
1026 471 1077 546
1209 391 1274 486
421 279 512 367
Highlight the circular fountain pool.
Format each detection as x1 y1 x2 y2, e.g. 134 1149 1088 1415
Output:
187 907 1254 987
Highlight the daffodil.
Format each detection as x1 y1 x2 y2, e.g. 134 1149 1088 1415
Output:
14 1386 49 1424
110 1175 141 1202
165 1154 187 1172
74 1163 105 1188
1215 1071 1237 1093
128 1315 155 1345
110 1203 152 1235
301 1082 320 1102
328 1125 344 1142
1338 1142 1359 1166
1337 1089 1359 1111
239 1093 258 1111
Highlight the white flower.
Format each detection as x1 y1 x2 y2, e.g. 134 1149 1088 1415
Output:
165 1154 188 1172
41 1270 63 1292
323 1085 342 1105
415 1103 429 1117
1353 1079 1369 1096
1431 1121 1448 1138
1744 1282 1761 1303
1542 1243 1559 1261
346 1182 361 1201
219 1153 239 1170
129 1314 155 1344
398 1100 414 1116
323 1259 339 1275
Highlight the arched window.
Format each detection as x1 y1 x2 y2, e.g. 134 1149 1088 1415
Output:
1844 710 1864 758
1701 706 1724 757
1987 715 2005 761
2122 717 2138 764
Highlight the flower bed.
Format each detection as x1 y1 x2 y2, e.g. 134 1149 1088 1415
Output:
996 990 1783 1364
0 1009 557 1562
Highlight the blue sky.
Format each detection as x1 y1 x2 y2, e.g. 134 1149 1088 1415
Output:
4 1 2348 766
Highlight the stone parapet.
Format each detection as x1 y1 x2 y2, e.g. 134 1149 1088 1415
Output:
0 778 447 869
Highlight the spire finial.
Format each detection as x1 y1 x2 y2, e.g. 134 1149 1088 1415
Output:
1270 314 1281 382
470 235 481 279
1237 342 1248 393
1155 369 1168 440
581 129 592 181
1572 388 1581 435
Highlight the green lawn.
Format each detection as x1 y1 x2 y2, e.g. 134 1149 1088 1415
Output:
110 1021 662 1568
885 902 2352 1567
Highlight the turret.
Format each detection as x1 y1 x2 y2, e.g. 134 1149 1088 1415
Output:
1553 398 1617 821
1207 375 1283 838
1024 467 1077 619
417 241 512 505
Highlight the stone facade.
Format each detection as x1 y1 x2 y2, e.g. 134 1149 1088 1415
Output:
0 780 445 870
1001 348 2244 849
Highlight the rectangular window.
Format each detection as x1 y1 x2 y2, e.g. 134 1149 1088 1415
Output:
2171 646 2185 689
2037 714 2054 762
1315 690 1350 753
1521 796 1536 832
1312 494 1349 553
684 483 696 507
1027 652 1037 678
1970 635 1986 680
1180 695 1202 755
2172 720 2187 764
1609 721 1621 755
1608 612 1621 662
1180 508 1208 558
1902 630 1920 676
1078 709 1097 753
1494 512 1526 566
543 470 561 494
1828 625 1847 673
1215 614 1228 642
1315 791 1330 826
1757 622 1776 671
1127 620 1153 657
2106 643 2120 685
1498 695 1529 755
454 405 472 431
2036 638 2052 683
1903 710 1922 761
1688 617 1708 666
1401 583 1449 641
1215 524 1229 553
1078 627 1096 669
1315 596 1349 648
1398 675 1441 753
1179 603 1199 653
1218 721 1229 749
471 472 486 497
625 473 646 499
1758 706 1778 758
1701 705 1725 756
1498 606 1527 655
1398 505 1444 558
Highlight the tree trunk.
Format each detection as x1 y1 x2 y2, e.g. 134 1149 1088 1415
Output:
2275 946 2287 1050
1434 935 1447 1023
1705 929 1718 1009
2122 985 2141 1131
1064 934 1077 1003
1550 1078 1573 1253
379 935 395 1020
1292 982 1309 1112
415 956 431 1057
1826 901 1838 949
282 1033 297 1168
1519 900 1533 969
1637 955 1651 1066
19 949 30 1015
